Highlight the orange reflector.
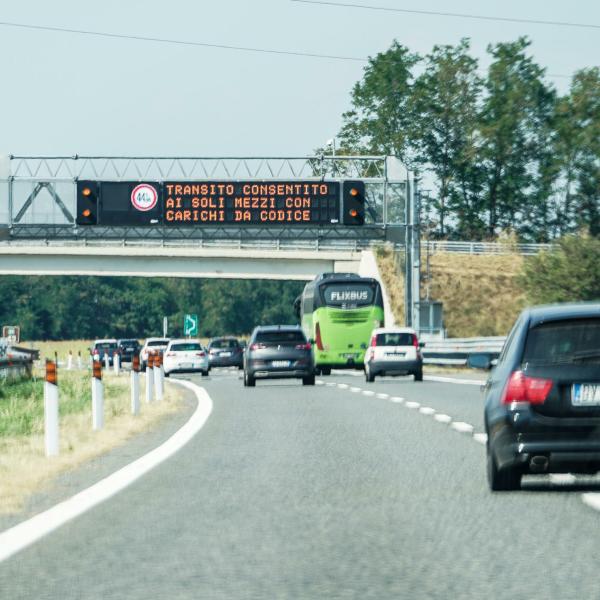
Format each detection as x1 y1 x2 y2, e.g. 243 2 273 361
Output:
350 188 359 196
132 354 140 372
82 209 91 217
46 360 57 385
156 353 163 366
93 360 102 380
82 187 92 197
148 354 154 368
349 209 358 217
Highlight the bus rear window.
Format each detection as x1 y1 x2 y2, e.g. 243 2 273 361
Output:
322 283 375 307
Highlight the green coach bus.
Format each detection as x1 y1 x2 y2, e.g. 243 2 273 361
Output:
294 273 384 374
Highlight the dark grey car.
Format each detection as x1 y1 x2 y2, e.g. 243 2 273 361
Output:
243 325 315 387
484 303 600 491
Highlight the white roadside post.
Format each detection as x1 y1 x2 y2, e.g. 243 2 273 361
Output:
145 352 154 403
131 354 140 416
44 360 59 457
67 351 73 370
77 350 83 370
92 360 104 430
104 352 110 370
154 351 164 401
113 351 120 376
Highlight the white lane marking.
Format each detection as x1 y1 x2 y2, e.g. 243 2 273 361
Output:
434 413 452 423
419 406 435 415
376 393 389 400
424 375 485 386
405 401 420 409
0 379 213 564
390 397 404 403
350 386 362 393
582 493 600 512
473 433 488 445
362 390 375 396
451 421 474 434
316 380 325 386
325 382 336 387
337 383 349 389
332 370 362 377
550 474 576 484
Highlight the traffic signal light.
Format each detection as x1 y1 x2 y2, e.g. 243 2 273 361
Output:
76 181 100 225
342 180 365 225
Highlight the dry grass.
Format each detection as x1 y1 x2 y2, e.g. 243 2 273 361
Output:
0 370 184 514
376 249 526 337
375 246 405 325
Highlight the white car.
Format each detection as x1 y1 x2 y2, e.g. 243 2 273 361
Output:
140 337 170 369
163 339 210 377
364 327 424 382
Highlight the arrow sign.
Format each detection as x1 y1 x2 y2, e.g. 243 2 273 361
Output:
184 314 198 337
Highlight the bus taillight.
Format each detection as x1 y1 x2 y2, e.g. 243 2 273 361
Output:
315 322 324 351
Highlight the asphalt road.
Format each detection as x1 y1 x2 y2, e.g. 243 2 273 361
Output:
3 368 600 599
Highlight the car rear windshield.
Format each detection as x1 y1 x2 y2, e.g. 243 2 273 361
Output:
322 283 375 307
148 340 168 346
376 333 415 346
254 330 306 344
96 342 116 350
210 339 239 349
171 343 202 352
120 340 138 346
523 318 600 365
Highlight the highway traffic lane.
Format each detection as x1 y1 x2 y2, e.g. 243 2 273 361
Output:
3 375 600 599
325 372 486 432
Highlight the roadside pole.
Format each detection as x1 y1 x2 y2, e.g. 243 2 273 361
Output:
104 353 110 370
44 360 59 457
131 354 140 416
67 351 73 370
92 360 104 430
77 350 82 370
114 351 120 376
154 352 164 401
145 353 154 403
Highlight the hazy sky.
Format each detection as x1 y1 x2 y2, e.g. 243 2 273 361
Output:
0 0 598 157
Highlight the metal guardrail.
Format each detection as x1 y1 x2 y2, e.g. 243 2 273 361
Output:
422 336 506 366
423 240 551 256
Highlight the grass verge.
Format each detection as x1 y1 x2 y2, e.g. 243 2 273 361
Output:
0 368 184 514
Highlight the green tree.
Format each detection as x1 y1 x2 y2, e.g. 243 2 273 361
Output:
409 39 483 237
520 233 600 304
338 41 420 164
478 37 556 240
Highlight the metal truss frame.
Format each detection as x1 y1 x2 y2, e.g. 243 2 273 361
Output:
4 155 409 241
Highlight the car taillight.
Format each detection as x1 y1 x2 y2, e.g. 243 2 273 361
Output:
196 352 205 357
370 336 377 347
412 335 419 349
250 343 266 350
295 343 311 350
315 322 324 351
501 370 553 405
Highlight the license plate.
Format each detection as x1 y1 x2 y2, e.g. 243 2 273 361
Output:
272 360 290 367
221 352 232 357
385 352 406 357
180 363 192 369
126 347 134 352
572 383 600 406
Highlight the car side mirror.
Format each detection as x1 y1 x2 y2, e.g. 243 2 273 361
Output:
418 341 426 349
467 353 493 370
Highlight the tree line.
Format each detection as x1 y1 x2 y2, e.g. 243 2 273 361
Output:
335 37 599 242
0 276 304 341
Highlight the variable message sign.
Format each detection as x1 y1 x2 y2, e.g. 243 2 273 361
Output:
77 180 350 226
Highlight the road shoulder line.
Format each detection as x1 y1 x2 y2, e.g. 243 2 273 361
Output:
0 379 212 563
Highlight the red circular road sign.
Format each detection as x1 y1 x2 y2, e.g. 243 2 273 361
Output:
131 184 158 212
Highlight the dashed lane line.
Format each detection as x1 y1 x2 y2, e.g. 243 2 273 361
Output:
419 406 435 416
362 390 375 396
350 386 362 393
451 421 475 434
434 413 452 424
473 433 488 445
405 401 421 409
376 393 389 400
390 397 404 403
